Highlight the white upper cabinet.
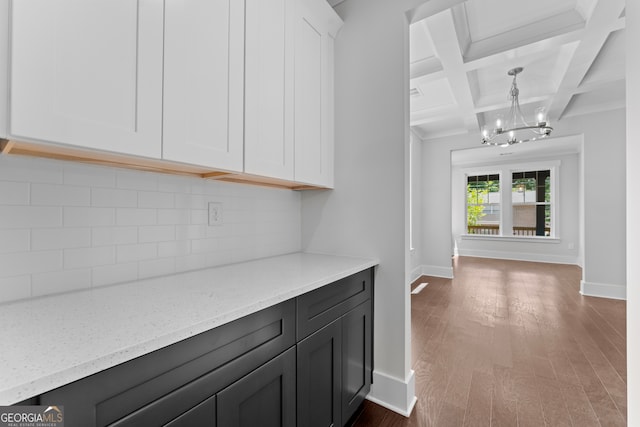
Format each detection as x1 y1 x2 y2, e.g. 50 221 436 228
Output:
0 0 7 139
162 0 244 171
6 0 342 187
9 0 163 158
243 0 295 181
293 0 342 188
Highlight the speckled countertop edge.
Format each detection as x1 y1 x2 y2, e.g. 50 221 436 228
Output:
0 252 378 405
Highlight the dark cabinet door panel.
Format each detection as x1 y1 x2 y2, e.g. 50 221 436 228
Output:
297 319 342 427
341 301 372 423
217 347 296 427
164 395 216 427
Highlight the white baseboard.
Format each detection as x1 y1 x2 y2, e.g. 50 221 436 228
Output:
410 266 422 283
580 280 626 300
367 369 417 417
421 264 454 279
457 248 579 266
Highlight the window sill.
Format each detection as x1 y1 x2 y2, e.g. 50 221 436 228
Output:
461 234 560 243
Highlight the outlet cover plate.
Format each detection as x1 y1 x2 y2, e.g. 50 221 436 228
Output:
208 202 223 226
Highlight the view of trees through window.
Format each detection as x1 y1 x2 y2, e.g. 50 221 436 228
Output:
467 174 500 234
467 169 552 237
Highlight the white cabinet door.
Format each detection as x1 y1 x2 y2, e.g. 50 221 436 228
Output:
9 0 163 158
162 0 244 172
243 0 294 181
0 0 7 139
293 0 341 188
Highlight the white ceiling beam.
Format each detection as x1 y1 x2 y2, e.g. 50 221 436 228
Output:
463 30 582 72
546 0 626 121
410 105 462 126
410 56 443 80
574 77 625 95
424 9 479 131
409 0 466 24
464 9 585 63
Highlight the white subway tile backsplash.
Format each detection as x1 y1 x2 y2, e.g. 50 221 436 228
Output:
176 224 207 240
157 209 190 225
139 258 176 279
158 240 190 258
32 268 92 297
139 225 175 243
0 276 32 303
32 228 91 250
117 243 158 263
64 207 115 227
64 246 115 269
92 263 138 287
138 191 175 209
1 251 62 277
174 193 207 210
157 174 192 194
0 181 29 205
64 164 116 188
92 188 137 208
0 229 30 254
190 210 208 225
116 208 157 226
175 253 208 273
0 156 63 184
92 226 138 247
117 170 158 191
0 206 63 229
0 156 301 302
191 238 219 254
31 183 90 206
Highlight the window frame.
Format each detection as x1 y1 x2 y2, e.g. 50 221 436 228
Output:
462 161 560 241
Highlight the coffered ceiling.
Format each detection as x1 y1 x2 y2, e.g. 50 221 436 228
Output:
410 0 626 140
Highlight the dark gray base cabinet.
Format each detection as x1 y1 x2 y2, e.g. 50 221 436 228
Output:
296 302 372 427
29 268 373 427
297 269 373 427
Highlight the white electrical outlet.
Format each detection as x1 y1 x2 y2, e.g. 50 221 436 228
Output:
208 202 223 226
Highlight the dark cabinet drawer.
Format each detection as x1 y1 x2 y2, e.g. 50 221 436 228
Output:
41 300 295 427
296 268 372 340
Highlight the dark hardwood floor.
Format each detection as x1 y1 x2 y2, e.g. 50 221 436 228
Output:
350 256 627 426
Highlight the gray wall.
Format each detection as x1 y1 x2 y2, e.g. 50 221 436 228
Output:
626 0 639 422
301 0 428 414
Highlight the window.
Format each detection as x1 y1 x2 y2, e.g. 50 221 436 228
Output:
463 164 557 239
512 170 551 236
467 174 500 235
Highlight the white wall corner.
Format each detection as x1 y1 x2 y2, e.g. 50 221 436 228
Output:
410 266 423 283
367 369 417 417
580 280 626 300
422 264 454 279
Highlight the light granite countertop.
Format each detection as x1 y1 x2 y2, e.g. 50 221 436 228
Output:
0 252 378 405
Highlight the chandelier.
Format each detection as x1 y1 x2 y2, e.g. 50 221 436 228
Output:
481 67 553 146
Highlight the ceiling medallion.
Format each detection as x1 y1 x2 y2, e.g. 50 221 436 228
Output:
481 67 553 146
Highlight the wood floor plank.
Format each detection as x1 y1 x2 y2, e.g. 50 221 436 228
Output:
351 257 627 427
491 366 518 427
536 376 573 427
462 370 492 427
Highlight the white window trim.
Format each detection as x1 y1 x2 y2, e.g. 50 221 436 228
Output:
462 160 561 240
